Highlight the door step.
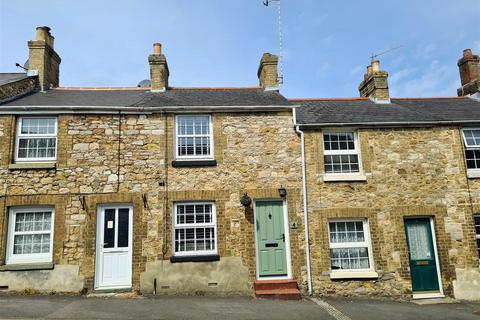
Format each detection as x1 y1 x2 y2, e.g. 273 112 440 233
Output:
254 280 301 300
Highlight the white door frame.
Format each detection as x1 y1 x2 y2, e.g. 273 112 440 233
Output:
95 203 133 290
409 217 445 299
253 199 292 281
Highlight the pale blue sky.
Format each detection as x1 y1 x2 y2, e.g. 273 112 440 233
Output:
1 0 479 98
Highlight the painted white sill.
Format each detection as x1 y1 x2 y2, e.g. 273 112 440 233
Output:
412 292 445 300
323 173 367 182
467 170 480 179
330 271 379 279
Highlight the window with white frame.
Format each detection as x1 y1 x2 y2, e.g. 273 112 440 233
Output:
328 219 374 271
462 129 480 170
173 203 216 256
175 115 213 159
323 131 361 174
474 215 480 259
6 206 55 265
16 117 57 162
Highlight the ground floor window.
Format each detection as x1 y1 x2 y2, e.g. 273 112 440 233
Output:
173 202 216 256
475 215 480 259
6 206 55 265
328 219 374 272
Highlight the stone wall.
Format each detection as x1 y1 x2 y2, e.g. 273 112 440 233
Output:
1 111 479 299
304 127 480 299
0 112 304 294
0 77 37 103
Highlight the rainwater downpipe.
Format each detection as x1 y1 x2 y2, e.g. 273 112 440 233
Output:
293 107 313 295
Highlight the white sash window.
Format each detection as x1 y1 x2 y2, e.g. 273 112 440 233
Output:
15 117 57 162
6 207 55 265
173 203 217 256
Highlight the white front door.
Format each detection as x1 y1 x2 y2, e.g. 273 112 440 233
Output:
95 205 133 290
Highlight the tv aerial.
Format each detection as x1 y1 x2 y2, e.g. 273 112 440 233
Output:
370 45 403 62
262 0 284 84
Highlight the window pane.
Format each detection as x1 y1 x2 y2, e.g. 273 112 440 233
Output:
117 208 129 248
17 138 56 159
330 247 370 270
324 154 359 174
466 150 480 169
103 209 115 249
464 130 480 147
329 221 367 243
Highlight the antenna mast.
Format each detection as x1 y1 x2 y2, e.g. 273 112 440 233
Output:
263 0 284 85
370 45 403 62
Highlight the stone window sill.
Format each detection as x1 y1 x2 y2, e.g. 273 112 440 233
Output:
9 162 56 170
0 262 54 272
170 254 220 263
323 173 367 182
171 160 217 168
329 271 378 279
467 170 480 179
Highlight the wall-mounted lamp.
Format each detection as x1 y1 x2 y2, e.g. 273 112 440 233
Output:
278 186 287 198
240 193 252 207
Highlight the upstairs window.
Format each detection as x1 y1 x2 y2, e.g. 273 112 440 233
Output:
462 129 480 171
175 115 213 160
475 215 480 259
15 117 57 162
323 131 360 174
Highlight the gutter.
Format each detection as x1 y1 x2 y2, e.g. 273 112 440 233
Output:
0 105 294 115
293 107 313 296
296 119 480 128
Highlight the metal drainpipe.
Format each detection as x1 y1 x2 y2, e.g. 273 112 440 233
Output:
293 107 313 295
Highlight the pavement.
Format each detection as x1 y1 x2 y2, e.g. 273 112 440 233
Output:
0 294 479 320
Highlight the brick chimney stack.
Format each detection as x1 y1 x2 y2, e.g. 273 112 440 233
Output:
457 49 480 97
258 53 279 91
148 43 169 92
28 26 61 91
358 59 390 103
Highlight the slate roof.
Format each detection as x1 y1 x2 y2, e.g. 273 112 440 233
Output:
1 87 292 107
0 73 29 86
293 97 480 126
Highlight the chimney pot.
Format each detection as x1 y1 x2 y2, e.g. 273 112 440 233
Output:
153 43 162 55
35 26 51 42
464 49 473 58
367 65 373 75
371 60 380 73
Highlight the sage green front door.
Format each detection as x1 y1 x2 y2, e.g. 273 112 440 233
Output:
405 218 440 292
256 200 288 277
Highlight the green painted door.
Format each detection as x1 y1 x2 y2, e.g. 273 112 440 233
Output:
256 200 288 277
404 218 440 292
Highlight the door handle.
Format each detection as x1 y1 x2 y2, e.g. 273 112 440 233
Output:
282 233 285 242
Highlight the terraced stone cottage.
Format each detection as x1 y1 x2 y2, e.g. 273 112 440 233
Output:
0 26 480 301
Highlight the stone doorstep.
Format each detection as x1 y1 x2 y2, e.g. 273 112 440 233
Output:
87 291 143 299
255 288 302 301
254 280 302 301
411 297 459 305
